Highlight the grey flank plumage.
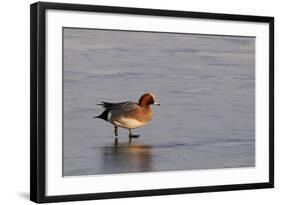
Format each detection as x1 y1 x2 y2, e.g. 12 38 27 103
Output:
97 101 138 111
94 101 138 121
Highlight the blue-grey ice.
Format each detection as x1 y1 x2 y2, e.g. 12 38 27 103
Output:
63 28 255 176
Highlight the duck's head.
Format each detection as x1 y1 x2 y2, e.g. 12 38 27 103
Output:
139 93 160 107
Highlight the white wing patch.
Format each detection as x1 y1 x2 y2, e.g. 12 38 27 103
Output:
114 117 147 129
107 112 112 121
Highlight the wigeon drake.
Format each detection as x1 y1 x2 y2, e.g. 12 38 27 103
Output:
95 93 160 143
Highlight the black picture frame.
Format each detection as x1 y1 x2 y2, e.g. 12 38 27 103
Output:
30 1 274 203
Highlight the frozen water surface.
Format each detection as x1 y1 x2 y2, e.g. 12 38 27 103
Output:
63 28 255 176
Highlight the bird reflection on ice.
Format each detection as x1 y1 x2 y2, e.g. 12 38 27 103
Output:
101 142 152 174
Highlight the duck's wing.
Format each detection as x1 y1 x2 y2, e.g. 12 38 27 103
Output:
97 101 138 112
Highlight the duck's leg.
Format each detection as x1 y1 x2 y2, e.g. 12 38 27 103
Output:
114 125 118 136
114 125 118 145
128 128 140 139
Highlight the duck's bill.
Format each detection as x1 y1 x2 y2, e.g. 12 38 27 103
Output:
153 102 161 106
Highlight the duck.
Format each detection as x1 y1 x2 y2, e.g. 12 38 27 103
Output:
94 93 160 143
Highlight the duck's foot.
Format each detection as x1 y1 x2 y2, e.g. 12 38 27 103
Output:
128 134 140 143
129 134 140 138
128 129 140 139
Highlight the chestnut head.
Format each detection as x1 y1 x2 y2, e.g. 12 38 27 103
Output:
138 93 160 107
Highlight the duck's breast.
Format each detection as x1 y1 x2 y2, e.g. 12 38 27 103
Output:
110 106 153 129
114 117 148 129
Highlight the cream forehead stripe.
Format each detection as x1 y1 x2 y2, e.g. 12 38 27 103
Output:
149 93 157 101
